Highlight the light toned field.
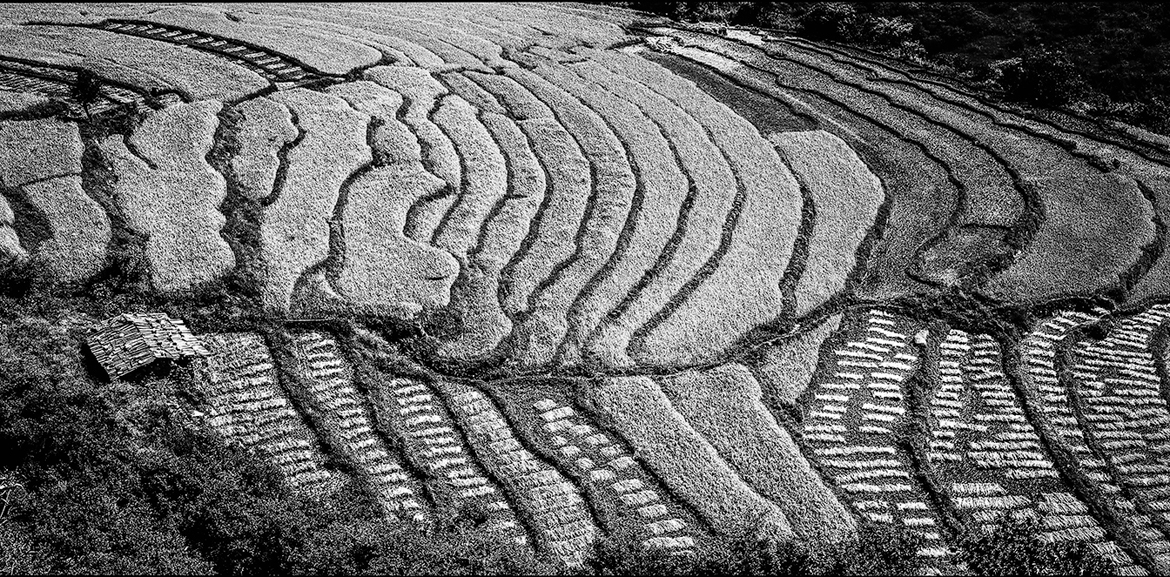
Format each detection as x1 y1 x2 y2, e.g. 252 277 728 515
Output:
589 375 796 542
597 49 802 367
0 24 267 101
505 61 636 368
325 81 459 317
437 105 543 362
658 363 855 545
0 195 24 261
755 314 842 405
0 119 109 282
770 131 883 316
230 96 296 201
259 88 369 313
582 51 739 368
101 101 234 293
14 2 1170 571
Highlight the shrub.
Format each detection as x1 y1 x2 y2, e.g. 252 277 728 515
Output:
999 46 1085 107
953 516 1116 576
795 2 858 42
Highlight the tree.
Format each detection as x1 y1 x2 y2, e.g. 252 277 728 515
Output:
72 70 103 120
796 2 858 41
999 46 1085 107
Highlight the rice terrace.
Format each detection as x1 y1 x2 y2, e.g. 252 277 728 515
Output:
5 2 1170 575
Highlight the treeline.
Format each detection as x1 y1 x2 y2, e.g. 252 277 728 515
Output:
610 2 1170 135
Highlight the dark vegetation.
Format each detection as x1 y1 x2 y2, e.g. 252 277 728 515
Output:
613 2 1170 135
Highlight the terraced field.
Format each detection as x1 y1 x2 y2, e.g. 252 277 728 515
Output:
9 2 1170 573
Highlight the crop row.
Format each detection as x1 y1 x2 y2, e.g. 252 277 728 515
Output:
193 333 338 494
798 309 953 564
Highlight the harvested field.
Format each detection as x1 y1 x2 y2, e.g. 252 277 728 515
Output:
194 333 340 494
438 380 598 567
100 101 234 293
0 194 24 261
485 382 700 552
798 309 954 563
287 332 427 521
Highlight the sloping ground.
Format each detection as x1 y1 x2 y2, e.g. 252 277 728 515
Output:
10 2 1170 573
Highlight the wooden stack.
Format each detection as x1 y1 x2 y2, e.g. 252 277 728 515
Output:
86 312 209 379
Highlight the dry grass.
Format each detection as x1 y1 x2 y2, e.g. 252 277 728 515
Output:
0 91 51 115
100 102 234 292
238 4 445 67
648 33 955 302
658 363 856 546
770 130 883 315
261 88 370 313
24 175 110 283
231 97 296 201
468 71 553 120
337 164 458 317
589 376 795 543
